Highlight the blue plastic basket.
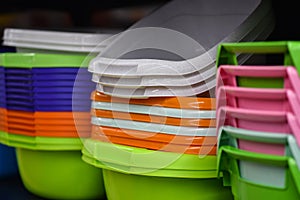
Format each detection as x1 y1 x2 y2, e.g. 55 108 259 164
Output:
0 144 18 177
6 87 93 94
6 105 91 112
5 80 95 88
5 67 91 74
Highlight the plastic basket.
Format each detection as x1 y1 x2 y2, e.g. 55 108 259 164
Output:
216 86 300 117
218 126 300 164
217 145 300 199
217 106 300 147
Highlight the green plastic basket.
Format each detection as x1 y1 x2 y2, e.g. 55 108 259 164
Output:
102 169 233 200
0 53 94 68
217 146 300 199
0 131 106 199
0 131 82 151
82 139 233 200
216 41 300 88
217 126 300 168
82 138 217 175
16 148 105 200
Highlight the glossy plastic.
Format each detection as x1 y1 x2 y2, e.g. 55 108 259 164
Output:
91 116 217 137
92 125 217 145
216 86 300 117
216 41 300 71
91 133 216 155
101 169 233 200
91 101 215 119
217 106 300 147
3 28 114 53
218 126 300 167
216 65 300 91
217 146 300 199
0 131 83 150
91 109 216 127
91 90 215 110
16 148 105 200
0 53 93 68
82 139 218 172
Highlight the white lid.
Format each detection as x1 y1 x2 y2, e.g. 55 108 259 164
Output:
2 28 119 52
91 116 217 136
95 75 216 98
91 63 216 87
89 0 274 76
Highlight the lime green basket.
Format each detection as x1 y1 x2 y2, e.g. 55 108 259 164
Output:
0 53 94 68
82 139 234 200
0 131 106 199
0 131 82 151
216 41 300 88
217 146 300 200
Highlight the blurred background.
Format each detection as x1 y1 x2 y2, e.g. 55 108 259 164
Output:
0 0 299 41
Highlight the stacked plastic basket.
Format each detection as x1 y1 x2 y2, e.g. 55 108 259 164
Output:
0 28 114 199
0 46 19 178
79 0 276 199
215 41 300 199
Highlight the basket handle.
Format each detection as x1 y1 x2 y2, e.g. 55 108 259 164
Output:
216 41 300 74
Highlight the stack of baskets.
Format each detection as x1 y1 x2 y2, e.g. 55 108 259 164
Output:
79 0 275 199
0 28 115 199
0 46 18 178
215 41 300 199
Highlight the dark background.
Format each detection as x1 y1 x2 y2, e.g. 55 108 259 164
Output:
0 0 299 199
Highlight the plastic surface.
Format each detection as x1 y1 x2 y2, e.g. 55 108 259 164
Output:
5 67 84 74
217 106 300 146
101 169 233 200
92 64 216 87
89 0 273 76
217 146 300 199
217 65 300 91
3 28 116 53
216 41 300 72
91 132 216 155
0 131 83 150
82 138 218 172
95 76 216 98
92 116 217 136
91 109 216 127
5 73 91 81
218 126 300 167
216 86 300 117
6 92 90 99
1 109 90 120
91 101 215 119
6 80 92 87
0 53 93 68
0 144 18 177
92 125 217 145
16 148 105 200
91 90 215 110
0 109 91 138
6 105 91 112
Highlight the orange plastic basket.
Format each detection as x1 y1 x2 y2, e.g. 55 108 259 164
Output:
91 133 216 155
91 90 215 110
7 110 90 120
6 127 91 138
92 125 217 146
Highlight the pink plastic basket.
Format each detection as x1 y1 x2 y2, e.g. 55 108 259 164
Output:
217 106 300 148
216 65 300 97
216 86 300 118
